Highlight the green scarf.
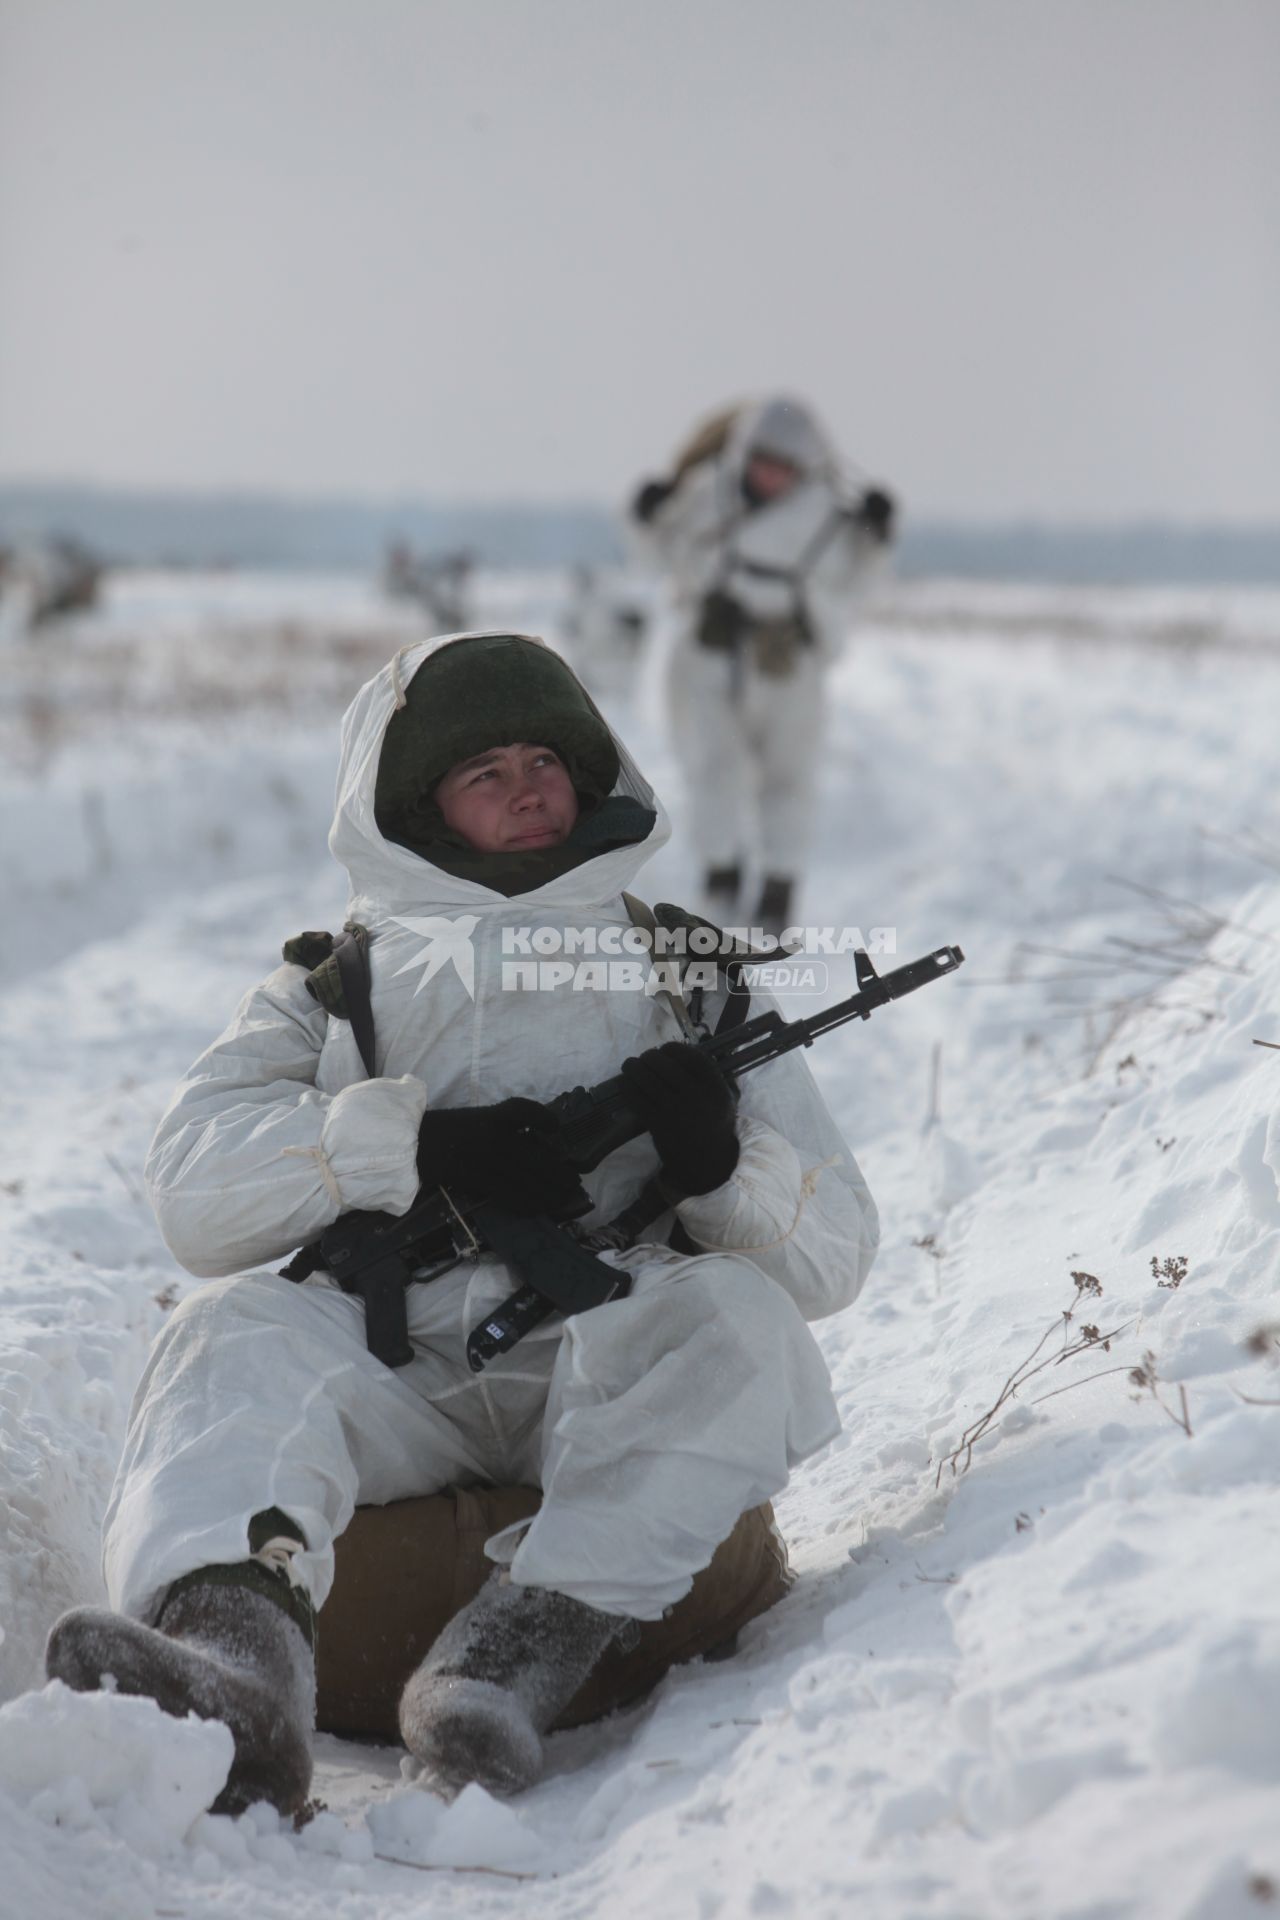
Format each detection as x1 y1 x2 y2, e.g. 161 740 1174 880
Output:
405 793 657 898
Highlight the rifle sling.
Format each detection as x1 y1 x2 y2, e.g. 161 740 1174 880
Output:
333 929 377 1078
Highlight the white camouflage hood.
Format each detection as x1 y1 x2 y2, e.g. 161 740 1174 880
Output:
729 397 836 483
328 630 671 920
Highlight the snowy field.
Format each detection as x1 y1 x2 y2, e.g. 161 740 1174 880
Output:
2 569 1280 1919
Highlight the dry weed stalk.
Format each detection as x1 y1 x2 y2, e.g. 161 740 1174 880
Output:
1012 867 1267 1074
1231 1325 1280 1408
1196 824 1280 876
935 1272 1132 1486
1128 1352 1193 1437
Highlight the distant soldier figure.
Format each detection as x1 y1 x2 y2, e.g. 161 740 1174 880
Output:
2 534 105 636
382 540 474 633
631 397 895 937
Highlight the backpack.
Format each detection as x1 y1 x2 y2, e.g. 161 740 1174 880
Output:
669 401 745 483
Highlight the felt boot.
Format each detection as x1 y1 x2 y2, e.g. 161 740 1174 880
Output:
399 1572 625 1797
46 1570 315 1817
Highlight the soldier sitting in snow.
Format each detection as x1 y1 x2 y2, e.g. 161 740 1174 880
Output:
46 631 878 1813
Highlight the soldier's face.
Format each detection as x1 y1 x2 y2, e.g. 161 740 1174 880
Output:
435 742 580 853
744 453 801 501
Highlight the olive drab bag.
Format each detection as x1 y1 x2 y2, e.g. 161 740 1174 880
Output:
696 589 813 679
315 1490 791 1739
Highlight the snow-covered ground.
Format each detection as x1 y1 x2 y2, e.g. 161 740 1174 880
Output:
2 570 1279 1919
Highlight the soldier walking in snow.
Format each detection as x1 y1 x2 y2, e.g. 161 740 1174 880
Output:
631 397 895 938
45 631 878 1813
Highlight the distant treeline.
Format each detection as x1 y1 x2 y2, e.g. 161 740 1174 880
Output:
3 482 1279 586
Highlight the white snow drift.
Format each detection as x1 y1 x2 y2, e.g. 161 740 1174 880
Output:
1 570 1278 1919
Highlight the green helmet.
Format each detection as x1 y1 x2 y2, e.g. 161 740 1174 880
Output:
374 633 620 848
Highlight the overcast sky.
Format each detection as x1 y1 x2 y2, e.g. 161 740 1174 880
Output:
1 0 1277 520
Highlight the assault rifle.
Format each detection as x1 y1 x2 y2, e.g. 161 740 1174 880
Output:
297 943 964 1373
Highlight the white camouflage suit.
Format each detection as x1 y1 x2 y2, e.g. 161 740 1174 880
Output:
108 634 879 1626
643 398 888 881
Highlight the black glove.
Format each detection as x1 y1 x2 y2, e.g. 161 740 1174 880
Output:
619 1042 740 1197
854 487 896 543
416 1097 589 1217
631 476 676 525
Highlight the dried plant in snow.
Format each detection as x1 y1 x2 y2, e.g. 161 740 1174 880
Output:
1232 1324 1280 1407
935 1278 1132 1486
1128 1351 1193 1436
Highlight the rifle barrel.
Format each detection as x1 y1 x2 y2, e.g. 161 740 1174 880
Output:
712 944 965 1076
